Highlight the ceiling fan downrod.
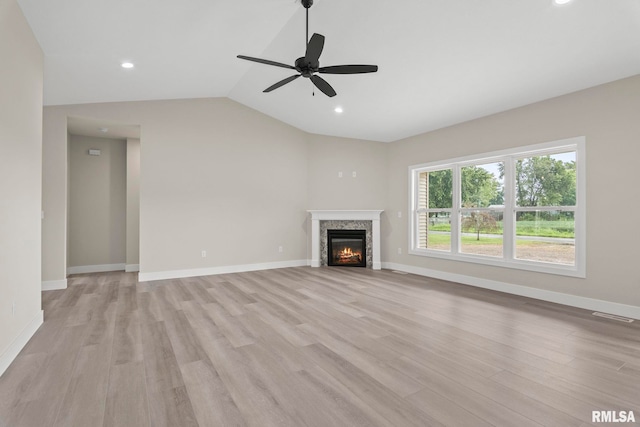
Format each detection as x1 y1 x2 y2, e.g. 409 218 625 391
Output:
302 0 313 48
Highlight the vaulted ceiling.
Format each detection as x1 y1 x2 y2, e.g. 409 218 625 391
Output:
17 0 640 142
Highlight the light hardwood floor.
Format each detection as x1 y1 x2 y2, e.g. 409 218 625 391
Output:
1 267 639 426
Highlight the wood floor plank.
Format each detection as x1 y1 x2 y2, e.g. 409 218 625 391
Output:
103 361 151 427
443 327 569 373
147 386 199 427
137 290 165 323
247 291 306 325
204 302 256 348
299 323 424 397
417 308 576 364
500 363 640 413
53 285 118 427
193 333 301 427
53 344 113 427
140 320 185 393
376 333 503 378
297 365 395 427
235 311 308 372
162 309 208 365
245 302 314 347
239 342 350 427
15 324 88 427
491 370 611 424
404 381 494 427
206 282 247 316
395 355 581 427
405 365 542 427
0 353 47 427
180 359 246 427
111 308 143 365
183 278 218 304
302 342 445 427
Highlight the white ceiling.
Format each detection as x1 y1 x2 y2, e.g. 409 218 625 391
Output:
18 0 640 142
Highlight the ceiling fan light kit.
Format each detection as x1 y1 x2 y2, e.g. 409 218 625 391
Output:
237 0 378 97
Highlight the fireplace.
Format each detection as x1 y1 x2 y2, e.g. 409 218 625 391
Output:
327 229 366 267
308 210 382 269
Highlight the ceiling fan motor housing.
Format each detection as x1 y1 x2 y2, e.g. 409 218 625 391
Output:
301 0 313 9
295 56 319 77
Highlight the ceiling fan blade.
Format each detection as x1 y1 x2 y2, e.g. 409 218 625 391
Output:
263 74 301 93
310 75 336 97
318 64 378 74
237 55 295 70
305 33 325 65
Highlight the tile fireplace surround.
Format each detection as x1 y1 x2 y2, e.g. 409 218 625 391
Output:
308 210 383 270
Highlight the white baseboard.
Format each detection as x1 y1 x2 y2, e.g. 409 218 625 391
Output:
42 279 67 291
382 262 640 321
125 264 140 273
67 263 125 275
138 259 308 282
0 310 43 377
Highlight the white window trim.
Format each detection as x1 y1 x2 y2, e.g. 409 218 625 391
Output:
408 136 586 278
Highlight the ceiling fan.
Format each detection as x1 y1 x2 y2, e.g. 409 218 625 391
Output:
237 0 378 98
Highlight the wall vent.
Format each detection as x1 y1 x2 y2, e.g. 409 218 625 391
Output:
592 312 634 323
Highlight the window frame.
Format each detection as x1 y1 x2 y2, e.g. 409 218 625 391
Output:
409 137 586 278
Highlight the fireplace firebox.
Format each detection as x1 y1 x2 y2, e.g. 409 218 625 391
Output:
327 229 366 267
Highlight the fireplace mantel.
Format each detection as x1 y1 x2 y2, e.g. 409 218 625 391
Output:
308 210 383 269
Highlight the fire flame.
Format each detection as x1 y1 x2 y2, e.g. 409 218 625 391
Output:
334 245 363 264
339 247 354 257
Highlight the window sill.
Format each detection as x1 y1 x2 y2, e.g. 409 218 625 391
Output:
408 248 585 278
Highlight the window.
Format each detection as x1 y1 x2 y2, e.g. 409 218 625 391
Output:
410 137 585 277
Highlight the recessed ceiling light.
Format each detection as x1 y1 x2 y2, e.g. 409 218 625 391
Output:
334 106 343 113
121 62 134 69
98 127 108 132
553 0 571 5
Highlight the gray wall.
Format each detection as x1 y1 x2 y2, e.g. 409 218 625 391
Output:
68 135 127 269
127 138 141 269
0 0 43 369
385 75 640 307
306 133 388 210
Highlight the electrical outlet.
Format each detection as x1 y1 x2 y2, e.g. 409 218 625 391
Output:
397 247 402 255
278 246 283 253
201 250 207 258
338 171 343 178
397 211 402 218
352 171 357 178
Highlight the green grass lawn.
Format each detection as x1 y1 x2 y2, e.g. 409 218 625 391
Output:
516 220 574 238
428 220 574 238
428 233 502 246
427 233 569 246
